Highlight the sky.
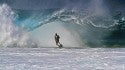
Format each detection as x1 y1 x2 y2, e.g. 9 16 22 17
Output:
0 0 125 11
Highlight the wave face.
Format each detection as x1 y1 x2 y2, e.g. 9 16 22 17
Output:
0 0 125 48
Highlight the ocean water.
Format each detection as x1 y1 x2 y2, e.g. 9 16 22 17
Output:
0 3 124 48
0 0 125 70
0 48 125 70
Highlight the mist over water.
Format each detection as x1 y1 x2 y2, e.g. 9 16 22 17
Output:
0 0 125 48
31 21 84 47
0 4 36 47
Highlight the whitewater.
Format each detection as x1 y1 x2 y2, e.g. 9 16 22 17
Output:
0 4 36 48
0 48 125 70
0 0 125 47
0 0 125 70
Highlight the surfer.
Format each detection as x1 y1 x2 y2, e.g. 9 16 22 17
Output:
55 33 60 46
54 33 62 48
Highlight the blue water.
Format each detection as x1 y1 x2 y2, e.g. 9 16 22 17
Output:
0 0 125 47
14 9 57 31
12 9 125 47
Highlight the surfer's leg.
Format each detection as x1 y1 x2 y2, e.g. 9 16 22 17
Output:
55 41 58 46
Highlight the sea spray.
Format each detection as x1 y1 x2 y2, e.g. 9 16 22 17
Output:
0 0 124 48
0 4 36 47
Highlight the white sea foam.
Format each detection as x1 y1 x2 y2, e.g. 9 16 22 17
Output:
0 4 36 47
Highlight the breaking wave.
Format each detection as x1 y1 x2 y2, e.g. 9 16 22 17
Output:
0 0 125 48
0 4 36 47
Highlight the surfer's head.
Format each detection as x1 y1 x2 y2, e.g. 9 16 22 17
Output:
55 33 57 35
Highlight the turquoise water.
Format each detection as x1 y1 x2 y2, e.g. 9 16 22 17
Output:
13 9 125 47
0 1 125 47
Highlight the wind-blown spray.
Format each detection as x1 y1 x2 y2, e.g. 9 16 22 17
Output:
0 4 36 47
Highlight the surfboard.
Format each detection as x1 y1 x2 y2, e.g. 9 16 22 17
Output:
59 44 63 48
